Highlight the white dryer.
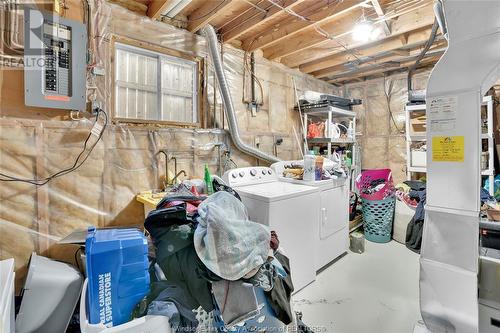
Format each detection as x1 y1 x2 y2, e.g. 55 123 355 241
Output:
223 166 319 292
271 161 349 271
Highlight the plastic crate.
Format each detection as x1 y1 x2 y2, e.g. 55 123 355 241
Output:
85 227 150 327
362 197 396 243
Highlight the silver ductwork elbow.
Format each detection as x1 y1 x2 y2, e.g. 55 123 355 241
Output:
202 25 281 164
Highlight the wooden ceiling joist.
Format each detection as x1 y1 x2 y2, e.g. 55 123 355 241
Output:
316 41 445 79
391 49 411 56
241 0 369 53
110 0 148 15
147 0 177 19
187 0 234 33
207 0 263 34
327 51 444 84
371 0 391 35
220 0 308 43
281 3 435 68
215 0 270 38
329 58 439 84
261 7 367 60
303 27 438 77
113 0 441 85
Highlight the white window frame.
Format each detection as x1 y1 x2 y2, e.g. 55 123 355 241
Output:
114 42 199 125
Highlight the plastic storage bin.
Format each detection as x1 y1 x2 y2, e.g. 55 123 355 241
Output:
362 197 396 243
16 253 83 333
80 279 171 333
85 227 150 327
411 150 426 168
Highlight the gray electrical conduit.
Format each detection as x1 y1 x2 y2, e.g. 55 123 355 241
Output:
202 25 281 164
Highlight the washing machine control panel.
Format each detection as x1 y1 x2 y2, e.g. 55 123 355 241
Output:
223 167 277 187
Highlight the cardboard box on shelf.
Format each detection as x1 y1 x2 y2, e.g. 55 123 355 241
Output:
410 112 426 135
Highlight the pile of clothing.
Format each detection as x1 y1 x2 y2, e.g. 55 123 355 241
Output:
134 183 299 332
306 122 325 139
395 183 419 209
282 163 304 180
281 160 346 181
359 178 394 198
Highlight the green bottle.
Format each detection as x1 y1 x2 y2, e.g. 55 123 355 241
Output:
204 164 213 195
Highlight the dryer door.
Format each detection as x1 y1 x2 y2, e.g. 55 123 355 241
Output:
320 185 349 239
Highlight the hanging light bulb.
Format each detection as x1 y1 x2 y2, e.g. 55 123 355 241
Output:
352 7 374 43
352 19 373 42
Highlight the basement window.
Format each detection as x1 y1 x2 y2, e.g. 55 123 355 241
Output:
114 42 199 124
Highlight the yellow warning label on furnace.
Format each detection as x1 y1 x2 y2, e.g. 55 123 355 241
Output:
432 136 464 162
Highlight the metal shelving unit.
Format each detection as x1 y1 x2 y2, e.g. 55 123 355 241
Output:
482 96 496 192
405 96 495 195
302 104 359 192
405 103 426 182
308 138 356 144
302 105 357 162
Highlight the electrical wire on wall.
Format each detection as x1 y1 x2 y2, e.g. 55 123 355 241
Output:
222 151 238 173
383 75 404 134
242 51 264 106
0 108 108 186
82 0 92 64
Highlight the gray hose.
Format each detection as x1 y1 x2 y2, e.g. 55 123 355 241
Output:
407 19 439 98
202 25 281 164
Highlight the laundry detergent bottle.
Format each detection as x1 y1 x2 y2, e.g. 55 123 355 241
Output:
303 151 316 181
347 120 355 140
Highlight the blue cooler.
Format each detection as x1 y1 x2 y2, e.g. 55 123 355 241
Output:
85 227 150 327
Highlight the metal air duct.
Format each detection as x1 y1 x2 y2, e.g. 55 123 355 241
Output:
202 25 281 164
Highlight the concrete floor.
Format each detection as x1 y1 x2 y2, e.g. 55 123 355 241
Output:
294 241 421 333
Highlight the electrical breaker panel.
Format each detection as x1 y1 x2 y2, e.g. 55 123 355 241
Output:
43 22 71 96
24 8 86 110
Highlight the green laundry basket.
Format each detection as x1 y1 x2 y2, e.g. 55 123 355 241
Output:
362 197 396 243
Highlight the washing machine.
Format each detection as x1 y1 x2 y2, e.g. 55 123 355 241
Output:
223 166 319 292
271 161 349 271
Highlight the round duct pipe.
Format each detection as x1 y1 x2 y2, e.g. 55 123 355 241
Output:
202 25 281 164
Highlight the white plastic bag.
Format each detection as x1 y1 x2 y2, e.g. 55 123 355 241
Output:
194 192 271 280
